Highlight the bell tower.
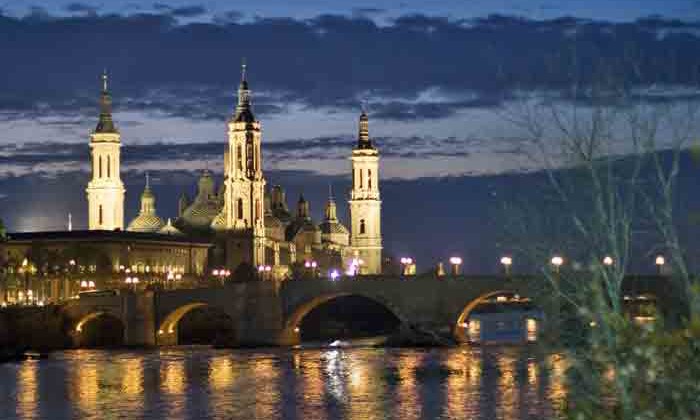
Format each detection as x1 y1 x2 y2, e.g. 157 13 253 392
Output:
217 62 266 266
349 111 382 274
86 71 125 231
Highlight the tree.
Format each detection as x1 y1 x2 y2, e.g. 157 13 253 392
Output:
504 74 700 419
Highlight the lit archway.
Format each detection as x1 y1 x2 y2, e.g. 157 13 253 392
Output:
157 303 233 346
454 290 540 344
73 311 124 347
282 293 404 345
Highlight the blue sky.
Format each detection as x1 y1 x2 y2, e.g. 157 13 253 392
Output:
1 1 700 270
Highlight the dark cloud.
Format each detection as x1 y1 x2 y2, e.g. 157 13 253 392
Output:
65 3 99 15
0 13 699 122
212 10 243 24
170 6 206 18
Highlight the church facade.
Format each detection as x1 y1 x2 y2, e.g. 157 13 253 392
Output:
117 65 384 278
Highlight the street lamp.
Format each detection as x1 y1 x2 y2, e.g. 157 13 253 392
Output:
400 257 414 276
258 265 272 280
551 256 564 273
304 261 318 278
21 258 29 305
125 276 140 291
449 256 462 276
500 256 513 276
655 255 665 275
212 268 230 285
330 269 340 281
602 256 614 267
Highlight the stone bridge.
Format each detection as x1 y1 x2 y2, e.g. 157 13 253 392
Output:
62 274 670 347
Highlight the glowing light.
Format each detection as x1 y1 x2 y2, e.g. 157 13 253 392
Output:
551 256 564 267
603 256 614 266
655 255 665 266
500 256 512 266
330 270 339 281
449 257 462 265
526 318 537 342
294 327 300 333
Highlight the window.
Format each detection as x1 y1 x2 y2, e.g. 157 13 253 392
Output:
237 145 243 171
360 169 363 188
352 168 355 189
99 205 103 225
237 198 244 219
107 156 111 178
98 156 103 178
360 219 366 235
368 169 372 189
255 199 260 222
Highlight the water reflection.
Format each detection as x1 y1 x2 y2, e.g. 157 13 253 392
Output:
17 360 38 420
1 346 567 420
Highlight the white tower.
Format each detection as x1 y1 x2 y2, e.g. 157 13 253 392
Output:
86 72 125 231
349 111 382 274
216 63 266 265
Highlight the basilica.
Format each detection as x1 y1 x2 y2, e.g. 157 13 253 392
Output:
90 65 383 279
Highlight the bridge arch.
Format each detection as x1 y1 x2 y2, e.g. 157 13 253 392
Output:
72 311 125 347
281 292 406 345
453 290 539 343
157 302 232 346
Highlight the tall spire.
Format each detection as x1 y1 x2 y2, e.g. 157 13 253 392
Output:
234 59 255 123
325 185 338 221
95 70 117 133
358 110 372 149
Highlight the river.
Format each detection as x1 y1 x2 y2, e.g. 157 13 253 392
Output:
0 345 566 420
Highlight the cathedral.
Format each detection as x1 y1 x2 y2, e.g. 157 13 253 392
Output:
94 65 383 279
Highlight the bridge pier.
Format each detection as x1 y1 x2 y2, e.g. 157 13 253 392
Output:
122 291 157 347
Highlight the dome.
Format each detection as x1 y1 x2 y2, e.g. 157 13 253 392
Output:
158 218 183 236
127 175 164 233
127 213 164 233
181 200 221 230
210 210 227 231
319 221 349 235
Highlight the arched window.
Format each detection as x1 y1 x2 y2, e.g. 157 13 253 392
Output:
237 198 244 219
368 169 372 189
98 156 103 178
99 205 103 225
360 169 364 188
236 145 243 171
360 219 366 235
107 156 111 178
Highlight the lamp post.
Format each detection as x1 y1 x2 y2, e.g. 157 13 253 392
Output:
212 268 230 285
500 256 513 276
655 255 665 275
125 276 139 291
21 258 29 305
400 257 414 276
304 260 318 279
449 257 462 276
257 265 272 280
550 256 564 274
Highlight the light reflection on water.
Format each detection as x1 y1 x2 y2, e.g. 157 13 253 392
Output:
0 346 565 420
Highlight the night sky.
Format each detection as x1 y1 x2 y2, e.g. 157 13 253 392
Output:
1 1 700 272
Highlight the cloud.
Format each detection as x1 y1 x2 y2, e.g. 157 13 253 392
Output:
170 6 207 17
0 12 699 125
65 3 99 15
